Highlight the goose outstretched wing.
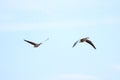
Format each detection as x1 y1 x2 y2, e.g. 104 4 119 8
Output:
86 40 96 49
43 38 49 42
72 40 79 48
24 40 37 45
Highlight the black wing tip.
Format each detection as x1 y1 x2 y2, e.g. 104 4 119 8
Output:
86 40 96 50
72 46 75 48
24 40 29 42
72 44 75 48
92 44 96 50
24 39 27 41
94 47 96 49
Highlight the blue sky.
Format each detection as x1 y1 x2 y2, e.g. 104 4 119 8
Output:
0 0 120 80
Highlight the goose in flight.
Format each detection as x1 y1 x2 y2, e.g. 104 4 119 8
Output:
72 37 96 49
24 38 49 48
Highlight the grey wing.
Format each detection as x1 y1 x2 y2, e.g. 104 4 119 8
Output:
24 40 36 45
43 38 49 42
86 40 96 49
72 40 79 48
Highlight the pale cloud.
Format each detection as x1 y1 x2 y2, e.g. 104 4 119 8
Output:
0 0 99 15
112 65 120 71
0 0 117 13
96 17 120 25
0 0 97 10
0 0 119 17
0 17 120 32
0 14 16 22
47 73 100 80
0 20 96 32
60 73 97 80
0 0 120 32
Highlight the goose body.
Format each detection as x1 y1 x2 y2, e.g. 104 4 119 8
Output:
73 37 96 49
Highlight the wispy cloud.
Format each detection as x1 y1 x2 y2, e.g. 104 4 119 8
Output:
0 0 97 11
0 14 15 21
0 17 120 32
112 65 120 71
0 20 96 32
1 0 112 17
96 17 120 25
59 73 98 80
47 73 100 80
0 0 120 32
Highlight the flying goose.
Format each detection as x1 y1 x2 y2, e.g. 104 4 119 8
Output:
72 37 96 49
24 38 49 48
